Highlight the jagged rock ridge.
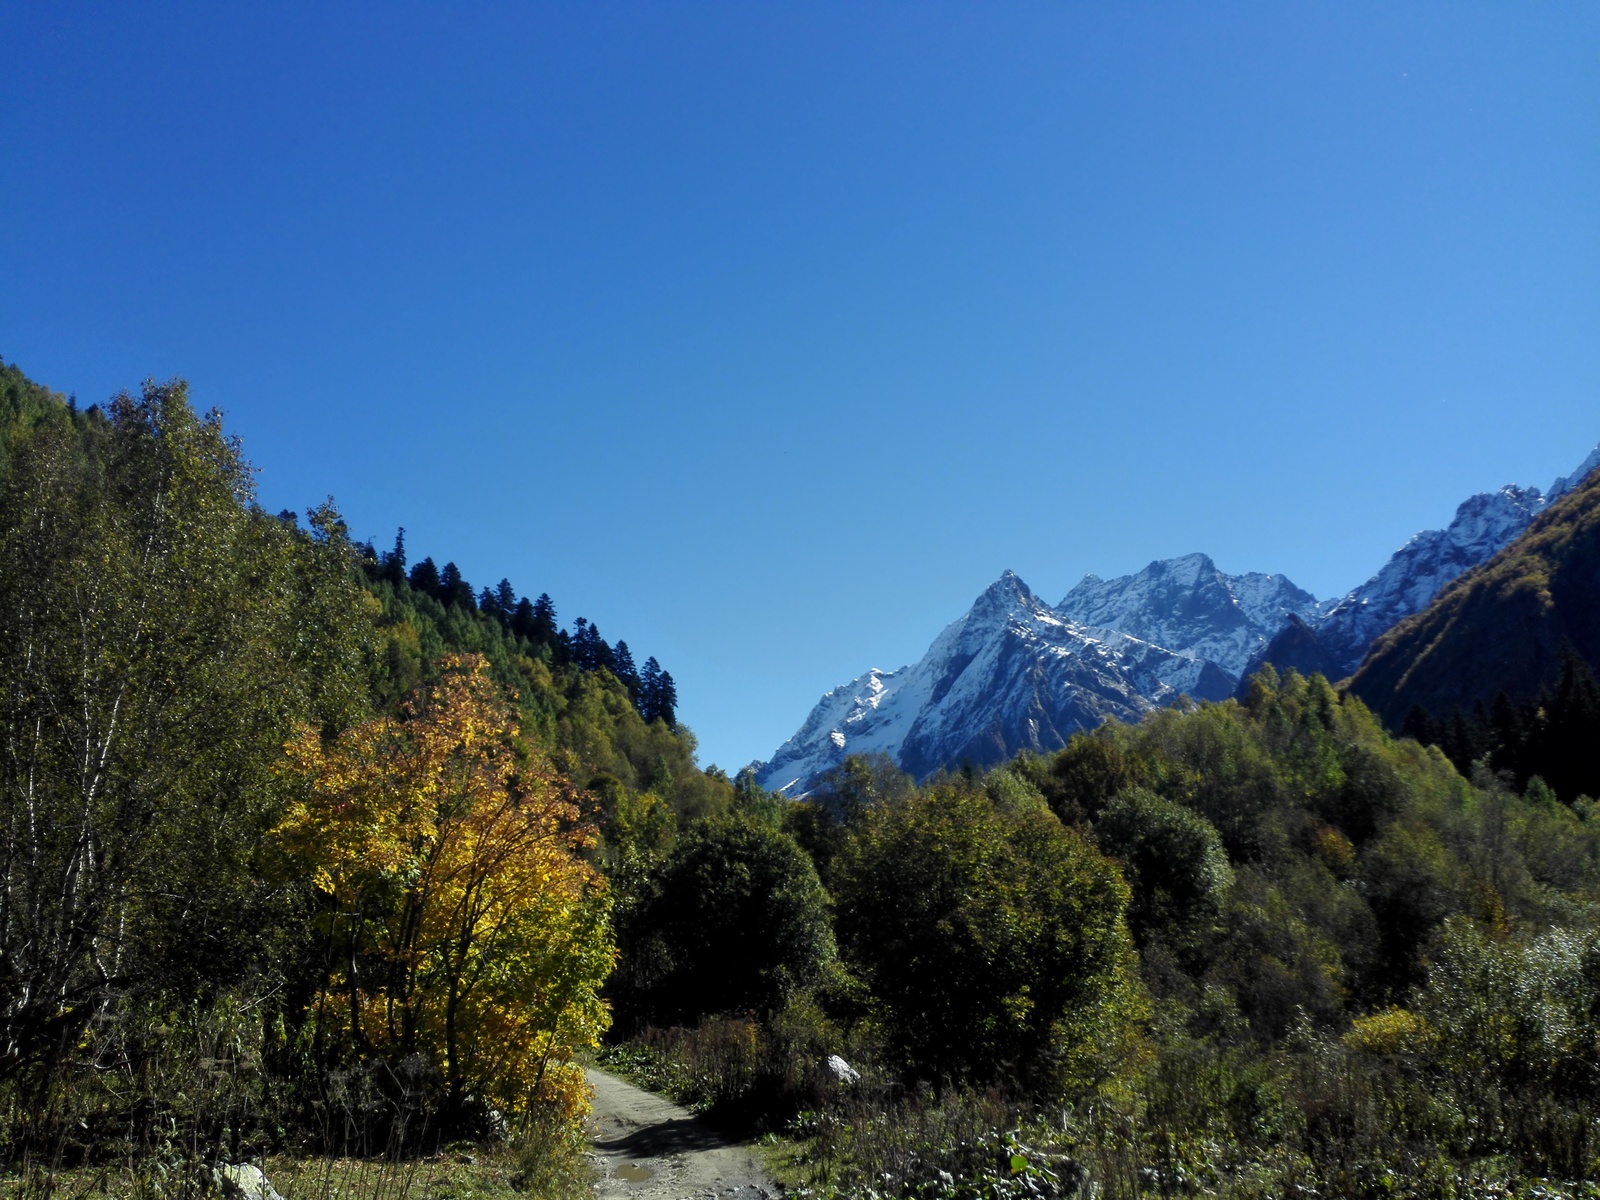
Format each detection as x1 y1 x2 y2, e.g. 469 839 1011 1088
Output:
1348 464 1600 727
1057 552 1328 678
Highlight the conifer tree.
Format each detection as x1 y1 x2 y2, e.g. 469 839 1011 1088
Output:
439 562 476 610
1539 649 1600 800
591 625 615 673
1490 691 1525 756
409 556 441 596
510 596 538 643
1401 704 1437 746
612 640 641 703
639 657 662 721
568 618 614 673
654 669 677 727
381 527 407 586
532 594 559 645
638 657 677 726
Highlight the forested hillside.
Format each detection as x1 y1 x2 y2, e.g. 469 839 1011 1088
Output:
613 671 1600 1198
0 360 732 1195
1350 464 1600 804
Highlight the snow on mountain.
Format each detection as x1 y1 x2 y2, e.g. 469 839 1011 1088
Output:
1311 444 1600 675
757 567 1281 796
756 441 1600 794
1058 552 1327 678
1549 444 1600 500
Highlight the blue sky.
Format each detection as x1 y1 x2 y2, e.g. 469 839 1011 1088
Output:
2 3 1596 771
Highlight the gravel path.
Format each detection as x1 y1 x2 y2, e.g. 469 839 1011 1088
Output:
585 1067 777 1200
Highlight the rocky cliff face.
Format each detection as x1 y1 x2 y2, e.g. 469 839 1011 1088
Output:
1348 466 1600 727
1312 484 1551 676
1251 443 1600 680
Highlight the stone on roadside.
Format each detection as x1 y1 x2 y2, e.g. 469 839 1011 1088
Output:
824 1053 860 1084
215 1164 285 1200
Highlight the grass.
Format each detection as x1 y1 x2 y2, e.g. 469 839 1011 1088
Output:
0 1151 533 1200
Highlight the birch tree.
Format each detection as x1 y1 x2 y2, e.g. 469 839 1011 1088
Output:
0 382 366 1097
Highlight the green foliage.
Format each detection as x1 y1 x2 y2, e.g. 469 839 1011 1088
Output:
1409 920 1600 1170
359 518 713 829
508 1100 597 1200
759 666 1600 1195
0 356 74 476
1094 787 1232 947
0 380 368 1113
600 996 847 1134
833 783 1144 1091
614 816 835 1028
14 357 1600 1197
982 765 1050 816
811 752 914 822
0 363 714 1173
1351 463 1600 801
1017 733 1147 826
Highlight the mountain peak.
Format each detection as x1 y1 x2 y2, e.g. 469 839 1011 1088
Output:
1312 449 1600 676
1141 552 1216 585
1057 553 1320 677
974 570 1037 610
758 436 1600 796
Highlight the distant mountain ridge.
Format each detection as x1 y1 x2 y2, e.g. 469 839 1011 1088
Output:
1058 553 1329 678
757 442 1600 795
1247 444 1600 681
1346 466 1600 803
757 558 1327 795
1348 463 1600 726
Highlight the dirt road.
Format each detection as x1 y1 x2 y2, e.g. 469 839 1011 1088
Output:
585 1067 777 1200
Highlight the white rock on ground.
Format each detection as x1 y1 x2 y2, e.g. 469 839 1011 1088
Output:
215 1164 286 1200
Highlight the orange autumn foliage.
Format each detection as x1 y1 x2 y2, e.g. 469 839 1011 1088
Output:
272 654 614 1120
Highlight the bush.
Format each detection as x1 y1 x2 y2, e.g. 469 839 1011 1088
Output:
833 785 1144 1092
617 816 835 1027
1093 787 1233 946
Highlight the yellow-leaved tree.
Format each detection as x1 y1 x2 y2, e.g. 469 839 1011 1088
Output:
272 654 614 1127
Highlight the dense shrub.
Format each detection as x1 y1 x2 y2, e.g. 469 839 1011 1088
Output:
1093 786 1233 946
833 785 1145 1092
615 816 835 1028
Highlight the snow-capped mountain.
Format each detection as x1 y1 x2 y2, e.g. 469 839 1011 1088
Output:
1278 443 1600 677
757 442 1600 795
757 566 1300 795
1058 553 1329 678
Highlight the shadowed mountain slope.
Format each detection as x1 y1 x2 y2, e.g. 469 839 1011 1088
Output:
1348 467 1600 728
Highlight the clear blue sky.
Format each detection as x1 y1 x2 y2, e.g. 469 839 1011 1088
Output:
2 3 1596 771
